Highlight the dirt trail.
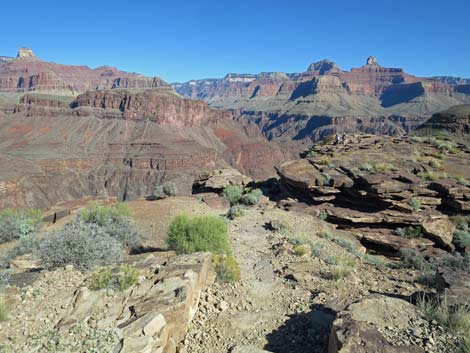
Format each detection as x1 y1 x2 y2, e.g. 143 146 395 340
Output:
181 208 331 353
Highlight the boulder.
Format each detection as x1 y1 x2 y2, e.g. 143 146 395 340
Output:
9 254 42 271
421 217 455 249
329 295 425 353
195 168 251 192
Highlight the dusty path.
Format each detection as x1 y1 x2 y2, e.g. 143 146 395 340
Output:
181 207 331 353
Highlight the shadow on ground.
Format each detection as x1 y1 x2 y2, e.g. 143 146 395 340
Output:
264 305 335 353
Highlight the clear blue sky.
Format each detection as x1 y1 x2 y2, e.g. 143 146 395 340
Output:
2 0 469 82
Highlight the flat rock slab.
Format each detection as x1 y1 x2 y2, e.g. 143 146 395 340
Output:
230 345 272 353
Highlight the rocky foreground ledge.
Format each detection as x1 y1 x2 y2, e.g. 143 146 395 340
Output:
1 251 214 353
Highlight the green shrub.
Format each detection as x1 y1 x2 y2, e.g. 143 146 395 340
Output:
240 188 263 205
118 264 140 290
454 230 470 249
439 254 470 272
294 244 309 256
330 265 352 281
417 295 470 333
0 298 7 321
222 185 243 206
0 208 42 244
429 158 444 170
36 222 122 270
360 163 373 172
412 151 423 163
6 233 40 260
154 181 178 199
456 176 470 187
319 210 328 221
306 150 317 158
418 171 447 181
167 214 231 255
399 248 430 270
372 162 395 173
319 156 332 166
87 267 112 290
227 205 245 219
463 337 470 353
321 172 332 186
409 198 421 212
213 254 240 283
97 219 141 248
394 226 422 238
79 203 131 226
0 270 10 293
430 152 444 160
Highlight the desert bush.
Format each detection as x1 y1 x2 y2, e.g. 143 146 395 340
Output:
360 163 374 172
319 156 332 166
430 152 444 160
0 270 10 293
372 162 395 173
456 176 470 187
227 205 245 219
321 172 332 186
463 337 470 353
36 221 122 270
428 158 444 170
409 198 422 212
417 270 437 287
418 171 447 181
240 188 263 205
330 265 352 280
79 203 131 226
306 150 317 158
417 295 470 333
78 203 141 247
0 298 8 321
412 151 423 163
118 264 140 290
6 233 40 260
97 219 141 248
222 185 243 206
294 244 310 256
439 254 470 272
154 181 178 199
399 248 430 270
453 230 470 249
87 267 112 290
394 226 422 239
319 210 328 221
0 208 42 244
212 254 240 283
167 214 231 255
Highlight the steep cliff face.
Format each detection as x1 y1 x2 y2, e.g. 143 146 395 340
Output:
0 48 171 95
0 90 288 209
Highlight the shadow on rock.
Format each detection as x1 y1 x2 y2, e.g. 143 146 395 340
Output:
264 305 335 353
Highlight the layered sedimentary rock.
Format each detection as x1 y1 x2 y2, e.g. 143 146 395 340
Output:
0 88 288 209
174 57 470 145
277 134 470 255
0 48 170 95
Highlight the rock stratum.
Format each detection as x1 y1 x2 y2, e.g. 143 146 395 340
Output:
174 57 470 144
0 48 170 96
0 50 289 209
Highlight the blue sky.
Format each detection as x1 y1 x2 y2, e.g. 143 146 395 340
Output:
1 0 469 82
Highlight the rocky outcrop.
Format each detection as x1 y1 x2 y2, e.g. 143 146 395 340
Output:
277 134 470 255
416 104 470 139
74 89 230 127
329 295 431 353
